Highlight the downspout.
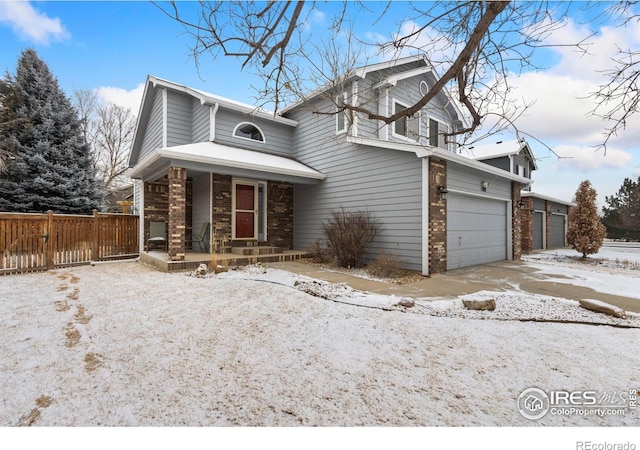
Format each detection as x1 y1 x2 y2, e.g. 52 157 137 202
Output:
162 88 168 148
209 103 219 141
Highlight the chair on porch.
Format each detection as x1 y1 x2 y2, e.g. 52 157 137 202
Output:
189 222 210 253
146 221 167 252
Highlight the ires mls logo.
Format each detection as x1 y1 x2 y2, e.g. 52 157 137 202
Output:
517 387 636 420
517 387 550 420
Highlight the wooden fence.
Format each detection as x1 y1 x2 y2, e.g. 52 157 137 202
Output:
0 211 139 275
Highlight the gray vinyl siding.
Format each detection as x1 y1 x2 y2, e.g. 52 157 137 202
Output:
549 202 568 215
289 98 423 270
166 91 192 147
480 156 511 172
387 77 451 147
533 197 546 211
512 153 530 177
139 89 164 160
192 100 210 142
214 108 294 157
447 164 512 200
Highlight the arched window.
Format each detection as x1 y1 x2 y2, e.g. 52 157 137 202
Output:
233 122 265 143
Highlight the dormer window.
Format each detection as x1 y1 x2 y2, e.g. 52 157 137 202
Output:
233 122 265 143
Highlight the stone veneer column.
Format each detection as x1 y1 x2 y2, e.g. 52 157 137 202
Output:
168 167 187 261
545 200 552 250
520 197 534 254
267 181 294 249
511 182 522 261
429 158 447 274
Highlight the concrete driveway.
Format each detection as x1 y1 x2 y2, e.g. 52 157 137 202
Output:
272 259 640 314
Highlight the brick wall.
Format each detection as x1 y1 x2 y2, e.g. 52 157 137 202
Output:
520 197 534 254
267 181 294 249
511 182 522 261
212 174 232 244
545 201 551 249
168 167 187 261
429 158 447 274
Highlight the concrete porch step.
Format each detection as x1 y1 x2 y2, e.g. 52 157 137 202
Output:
140 250 307 273
231 246 283 256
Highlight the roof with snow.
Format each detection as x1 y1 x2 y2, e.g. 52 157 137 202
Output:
129 142 325 185
460 139 538 170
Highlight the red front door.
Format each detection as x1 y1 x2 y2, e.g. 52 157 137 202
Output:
234 182 257 239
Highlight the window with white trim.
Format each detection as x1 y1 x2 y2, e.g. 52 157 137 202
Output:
392 100 419 142
517 164 527 177
428 118 451 151
336 92 348 134
233 122 265 142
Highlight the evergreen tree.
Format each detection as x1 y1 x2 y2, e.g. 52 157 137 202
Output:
567 180 607 258
0 49 103 213
602 177 640 241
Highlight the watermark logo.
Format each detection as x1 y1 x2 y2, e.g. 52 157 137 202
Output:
517 387 550 420
517 387 638 420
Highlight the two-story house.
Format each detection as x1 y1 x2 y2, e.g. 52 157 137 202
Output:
128 55 531 273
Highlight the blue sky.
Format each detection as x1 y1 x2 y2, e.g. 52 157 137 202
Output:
1 1 639 208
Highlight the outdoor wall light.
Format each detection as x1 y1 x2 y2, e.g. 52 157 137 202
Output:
517 200 526 209
481 181 490 192
439 185 449 200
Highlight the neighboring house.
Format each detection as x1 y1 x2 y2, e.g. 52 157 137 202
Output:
520 192 574 252
460 138 538 184
128 55 531 273
103 184 134 214
460 139 573 252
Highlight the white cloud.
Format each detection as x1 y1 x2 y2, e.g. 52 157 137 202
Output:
552 144 632 172
0 1 69 44
96 84 145 115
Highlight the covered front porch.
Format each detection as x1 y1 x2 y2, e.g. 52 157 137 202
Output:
130 142 325 268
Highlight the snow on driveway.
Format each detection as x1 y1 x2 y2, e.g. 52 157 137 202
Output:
523 243 640 300
1 259 638 427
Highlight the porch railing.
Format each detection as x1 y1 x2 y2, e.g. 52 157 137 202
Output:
0 210 139 275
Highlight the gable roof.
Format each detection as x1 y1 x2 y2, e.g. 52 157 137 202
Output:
460 139 538 170
129 75 298 167
281 55 467 129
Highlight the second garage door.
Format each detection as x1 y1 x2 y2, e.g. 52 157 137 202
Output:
447 194 508 270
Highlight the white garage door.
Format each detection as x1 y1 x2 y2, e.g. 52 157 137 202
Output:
447 194 508 270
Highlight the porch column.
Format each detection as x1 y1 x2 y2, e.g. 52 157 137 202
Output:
168 166 187 261
428 158 447 274
511 182 522 261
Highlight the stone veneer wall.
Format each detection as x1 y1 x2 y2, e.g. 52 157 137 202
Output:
212 174 232 245
511 182 522 261
520 197 534 254
267 181 294 249
168 167 187 261
429 158 447 274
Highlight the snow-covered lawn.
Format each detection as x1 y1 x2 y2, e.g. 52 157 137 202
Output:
1 245 639 429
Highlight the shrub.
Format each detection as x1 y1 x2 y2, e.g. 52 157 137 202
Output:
367 251 402 278
322 208 379 268
306 239 332 264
